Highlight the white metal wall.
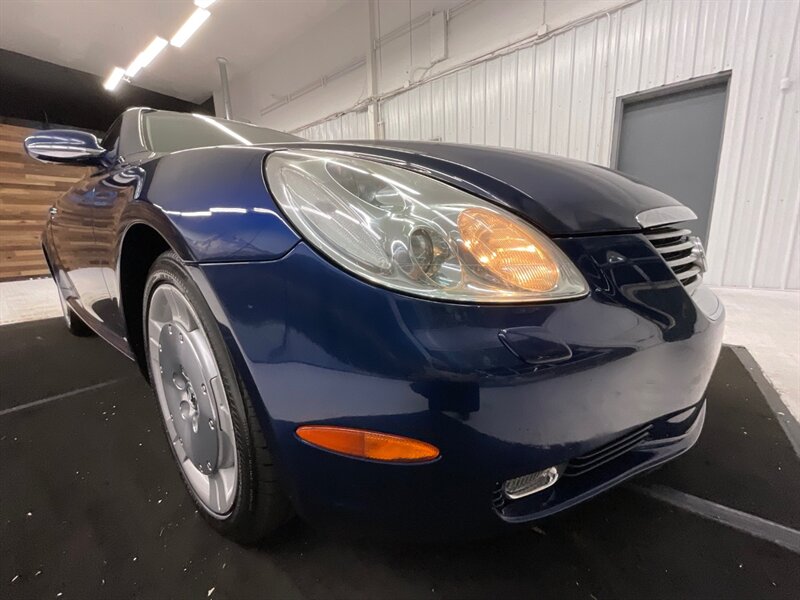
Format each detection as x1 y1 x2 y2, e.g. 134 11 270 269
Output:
296 0 799 290
296 109 370 141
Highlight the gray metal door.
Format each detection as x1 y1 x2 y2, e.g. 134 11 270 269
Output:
616 81 728 242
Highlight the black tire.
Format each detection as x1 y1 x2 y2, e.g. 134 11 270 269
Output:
143 250 292 544
65 306 94 336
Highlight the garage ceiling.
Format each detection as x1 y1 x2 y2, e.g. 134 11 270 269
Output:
0 0 348 103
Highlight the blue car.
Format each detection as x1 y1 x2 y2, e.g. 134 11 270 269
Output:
26 108 724 542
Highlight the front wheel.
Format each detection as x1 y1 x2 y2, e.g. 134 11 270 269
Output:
143 251 291 543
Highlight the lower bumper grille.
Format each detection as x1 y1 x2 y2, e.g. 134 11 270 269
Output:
493 425 652 509
564 425 652 477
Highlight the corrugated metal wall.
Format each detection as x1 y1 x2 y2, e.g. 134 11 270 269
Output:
297 110 370 142
295 0 799 290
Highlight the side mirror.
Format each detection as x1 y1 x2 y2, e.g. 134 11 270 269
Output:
23 129 106 165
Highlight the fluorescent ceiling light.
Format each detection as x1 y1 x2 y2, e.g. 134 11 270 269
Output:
170 8 210 48
126 36 168 77
103 67 126 91
193 113 253 145
125 58 142 78
194 0 216 8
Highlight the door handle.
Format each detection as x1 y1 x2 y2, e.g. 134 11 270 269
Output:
49 207 58 219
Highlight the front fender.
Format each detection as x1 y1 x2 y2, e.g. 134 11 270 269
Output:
137 146 300 262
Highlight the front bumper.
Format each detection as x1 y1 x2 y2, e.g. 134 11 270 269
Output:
195 232 724 538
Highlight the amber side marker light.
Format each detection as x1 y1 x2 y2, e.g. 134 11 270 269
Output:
296 426 440 463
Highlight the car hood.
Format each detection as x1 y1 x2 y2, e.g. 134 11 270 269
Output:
264 140 684 236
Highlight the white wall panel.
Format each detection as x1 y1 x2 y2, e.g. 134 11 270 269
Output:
640 0 671 89
456 68 471 144
551 31 576 157
757 8 799 290
787 228 800 291
295 0 799 290
531 41 553 153
443 73 458 142
665 0 702 83
419 82 432 142
695 1 731 75
399 93 410 140
484 58 502 147
569 22 597 161
499 53 518 148
295 110 369 141
586 15 611 164
716 0 799 288
616 1 645 94
407 86 422 141
430 78 444 141
597 11 621 165
470 62 486 145
706 0 762 285
516 46 536 151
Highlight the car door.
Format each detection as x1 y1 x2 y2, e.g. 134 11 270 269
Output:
48 158 102 321
49 118 128 334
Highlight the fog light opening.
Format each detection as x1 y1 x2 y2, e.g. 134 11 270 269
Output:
503 466 561 500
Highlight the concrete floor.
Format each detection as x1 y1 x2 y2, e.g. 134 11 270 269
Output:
0 278 62 325
713 287 800 422
2 277 798 422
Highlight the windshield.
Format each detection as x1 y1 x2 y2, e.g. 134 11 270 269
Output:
143 111 302 152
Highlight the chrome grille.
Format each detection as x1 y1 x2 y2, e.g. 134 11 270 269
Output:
644 226 704 290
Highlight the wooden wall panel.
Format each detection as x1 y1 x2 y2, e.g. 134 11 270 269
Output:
0 124 87 280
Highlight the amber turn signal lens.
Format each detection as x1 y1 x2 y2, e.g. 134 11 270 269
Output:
296 426 440 463
458 207 559 292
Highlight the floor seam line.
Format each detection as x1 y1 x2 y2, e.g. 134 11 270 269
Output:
629 483 800 554
0 378 126 417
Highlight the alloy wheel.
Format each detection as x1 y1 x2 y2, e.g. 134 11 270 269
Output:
147 283 238 516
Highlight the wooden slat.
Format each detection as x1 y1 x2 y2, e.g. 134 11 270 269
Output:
0 124 86 280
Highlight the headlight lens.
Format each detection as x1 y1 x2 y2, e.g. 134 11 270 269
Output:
266 149 588 303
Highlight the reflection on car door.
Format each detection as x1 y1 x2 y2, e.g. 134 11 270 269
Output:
49 168 105 319
50 117 131 336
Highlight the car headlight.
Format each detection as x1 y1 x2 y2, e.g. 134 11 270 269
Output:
265 149 588 303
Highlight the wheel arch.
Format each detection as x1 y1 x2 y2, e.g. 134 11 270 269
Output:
118 222 175 379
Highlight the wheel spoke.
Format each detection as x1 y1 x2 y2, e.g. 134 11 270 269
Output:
168 287 197 331
148 314 167 335
164 287 183 325
149 290 170 324
188 330 218 378
216 429 236 469
175 441 187 463
218 467 236 506
148 336 161 358
207 475 226 513
216 402 234 437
